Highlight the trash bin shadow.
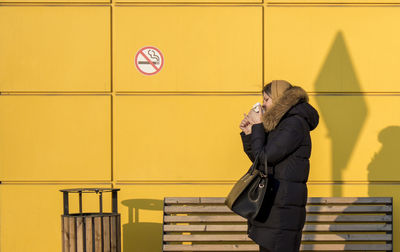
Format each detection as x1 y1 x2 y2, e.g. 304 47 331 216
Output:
121 199 163 252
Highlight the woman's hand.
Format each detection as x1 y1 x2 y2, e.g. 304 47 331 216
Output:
240 114 252 135
246 104 263 124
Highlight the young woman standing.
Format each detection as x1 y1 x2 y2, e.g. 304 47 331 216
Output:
239 80 319 252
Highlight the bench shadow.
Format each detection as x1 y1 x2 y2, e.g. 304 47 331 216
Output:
121 199 163 252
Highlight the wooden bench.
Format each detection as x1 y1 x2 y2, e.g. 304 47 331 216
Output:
163 197 393 251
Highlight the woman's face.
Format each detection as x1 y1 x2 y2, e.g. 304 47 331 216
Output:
262 92 273 112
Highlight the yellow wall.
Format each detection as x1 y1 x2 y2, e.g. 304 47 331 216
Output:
1 0 399 251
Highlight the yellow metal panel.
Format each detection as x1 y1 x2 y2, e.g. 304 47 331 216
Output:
268 0 400 2
119 0 260 2
0 184 112 252
3 0 109 3
307 183 395 198
114 6 262 92
117 94 400 182
265 6 400 92
116 94 262 181
0 96 111 181
0 7 110 92
309 95 400 182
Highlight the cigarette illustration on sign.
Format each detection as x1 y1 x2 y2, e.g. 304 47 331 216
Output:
134 46 164 75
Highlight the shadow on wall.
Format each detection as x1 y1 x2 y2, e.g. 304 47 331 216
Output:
314 31 368 196
121 199 163 252
368 126 400 196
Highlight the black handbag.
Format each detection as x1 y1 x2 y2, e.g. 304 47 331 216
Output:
225 151 272 221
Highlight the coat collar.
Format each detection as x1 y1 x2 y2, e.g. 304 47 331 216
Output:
262 86 309 132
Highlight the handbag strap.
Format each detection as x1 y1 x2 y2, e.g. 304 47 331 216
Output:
263 149 272 176
249 151 260 174
252 149 271 177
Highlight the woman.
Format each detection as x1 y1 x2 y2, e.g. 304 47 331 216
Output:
239 80 319 252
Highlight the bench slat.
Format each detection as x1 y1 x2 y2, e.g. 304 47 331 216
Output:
163 243 392 251
164 224 391 232
164 244 257 251
164 214 392 223
164 205 392 214
307 205 392 213
305 214 392 222
303 223 392 231
302 233 392 241
164 234 250 242
164 224 247 232
165 197 225 204
164 215 246 223
307 197 392 204
164 197 393 205
164 233 392 241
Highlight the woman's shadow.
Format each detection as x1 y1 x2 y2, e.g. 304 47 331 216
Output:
367 126 400 196
121 199 163 252
332 128 398 250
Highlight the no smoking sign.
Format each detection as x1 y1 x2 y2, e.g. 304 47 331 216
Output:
134 46 164 75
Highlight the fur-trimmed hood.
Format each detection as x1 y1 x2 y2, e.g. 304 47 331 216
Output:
262 86 319 132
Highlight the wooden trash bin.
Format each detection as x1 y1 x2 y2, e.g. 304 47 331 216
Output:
60 188 121 252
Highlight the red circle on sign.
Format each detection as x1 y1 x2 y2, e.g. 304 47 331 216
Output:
134 46 164 75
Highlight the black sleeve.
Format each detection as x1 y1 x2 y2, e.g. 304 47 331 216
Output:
240 131 255 162
245 123 267 170
264 116 306 165
249 123 266 157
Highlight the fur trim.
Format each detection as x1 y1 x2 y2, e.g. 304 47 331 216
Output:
262 86 309 132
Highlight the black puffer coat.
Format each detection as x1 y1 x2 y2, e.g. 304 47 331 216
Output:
240 86 319 252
